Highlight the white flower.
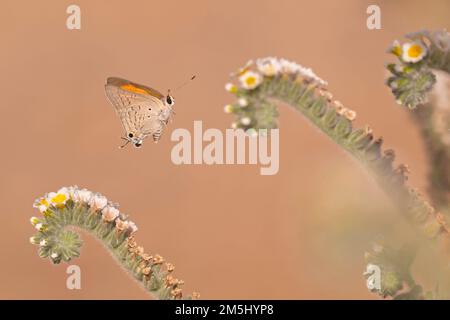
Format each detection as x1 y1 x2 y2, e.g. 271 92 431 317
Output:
298 66 327 86
50 252 59 259
344 110 357 121
318 88 333 101
127 221 138 234
223 104 234 114
59 186 79 200
279 59 301 74
29 236 37 244
402 42 427 63
238 98 248 107
73 188 93 203
30 217 39 226
33 197 49 213
39 239 47 247
333 101 346 115
115 218 129 232
239 71 262 90
89 194 108 211
225 83 237 93
256 57 281 77
47 189 70 208
240 117 251 126
35 223 44 231
102 206 120 222
231 122 238 129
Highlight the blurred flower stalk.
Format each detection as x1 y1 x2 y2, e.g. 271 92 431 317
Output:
224 30 449 299
29 186 198 300
387 30 450 217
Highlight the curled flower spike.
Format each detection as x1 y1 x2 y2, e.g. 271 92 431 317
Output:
224 57 448 250
225 56 329 130
387 31 450 217
386 29 450 109
29 186 198 300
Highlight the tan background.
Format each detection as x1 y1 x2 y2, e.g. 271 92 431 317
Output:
0 0 448 299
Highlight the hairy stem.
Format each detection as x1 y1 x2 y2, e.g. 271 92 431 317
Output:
411 71 450 215
385 30 450 215
227 64 449 251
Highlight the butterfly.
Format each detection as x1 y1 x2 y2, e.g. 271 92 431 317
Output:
104 77 176 148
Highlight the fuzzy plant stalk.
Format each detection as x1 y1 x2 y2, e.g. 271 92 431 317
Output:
223 56 449 251
361 30 450 300
386 30 450 215
29 186 199 300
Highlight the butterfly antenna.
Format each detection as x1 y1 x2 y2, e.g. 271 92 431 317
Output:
172 75 196 93
119 138 130 149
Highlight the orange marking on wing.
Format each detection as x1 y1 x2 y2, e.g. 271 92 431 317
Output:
120 84 148 95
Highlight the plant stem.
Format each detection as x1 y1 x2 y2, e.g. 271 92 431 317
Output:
236 75 449 250
411 71 450 216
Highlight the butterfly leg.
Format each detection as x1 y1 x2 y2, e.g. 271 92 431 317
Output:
119 137 131 149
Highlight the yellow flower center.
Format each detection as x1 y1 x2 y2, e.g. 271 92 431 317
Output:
39 198 49 207
51 193 67 204
407 44 423 58
226 83 238 93
245 76 256 86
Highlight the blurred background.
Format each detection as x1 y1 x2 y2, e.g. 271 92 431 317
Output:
0 0 448 299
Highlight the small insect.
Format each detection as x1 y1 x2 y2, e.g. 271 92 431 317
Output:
104 76 195 148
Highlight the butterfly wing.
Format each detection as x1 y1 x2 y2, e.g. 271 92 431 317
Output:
122 101 166 140
105 77 165 104
105 77 172 143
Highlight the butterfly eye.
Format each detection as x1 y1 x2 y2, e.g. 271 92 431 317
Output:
128 133 134 138
166 96 173 105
